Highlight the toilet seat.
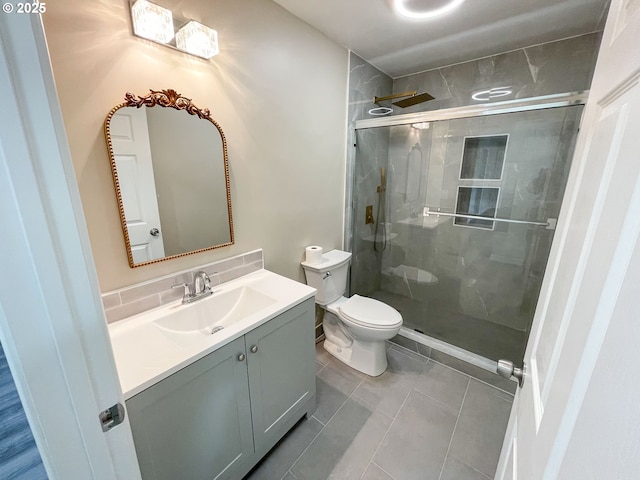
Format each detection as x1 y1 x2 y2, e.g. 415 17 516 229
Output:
338 295 402 329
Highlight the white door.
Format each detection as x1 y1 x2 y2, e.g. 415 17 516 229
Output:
496 0 640 478
0 14 141 479
110 107 165 264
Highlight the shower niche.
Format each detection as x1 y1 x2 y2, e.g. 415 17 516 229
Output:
459 134 508 180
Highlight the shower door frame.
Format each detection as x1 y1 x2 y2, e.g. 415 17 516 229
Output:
346 91 589 372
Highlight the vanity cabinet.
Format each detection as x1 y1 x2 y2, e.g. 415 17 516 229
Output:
126 298 316 480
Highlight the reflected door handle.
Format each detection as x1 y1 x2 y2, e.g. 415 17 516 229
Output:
497 359 526 388
150 228 160 237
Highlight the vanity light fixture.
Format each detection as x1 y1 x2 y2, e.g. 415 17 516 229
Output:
131 0 174 44
176 21 219 59
393 0 466 20
130 0 219 60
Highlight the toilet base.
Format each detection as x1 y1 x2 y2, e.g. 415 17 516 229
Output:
323 337 388 377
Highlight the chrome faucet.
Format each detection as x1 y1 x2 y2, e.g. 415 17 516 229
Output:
172 271 213 304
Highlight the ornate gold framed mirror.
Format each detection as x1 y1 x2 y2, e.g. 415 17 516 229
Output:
104 89 233 268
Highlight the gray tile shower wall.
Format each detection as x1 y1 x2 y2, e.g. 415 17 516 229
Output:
391 32 602 116
345 53 393 256
102 250 263 324
346 54 393 292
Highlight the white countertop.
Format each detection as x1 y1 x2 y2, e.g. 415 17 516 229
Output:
108 269 316 399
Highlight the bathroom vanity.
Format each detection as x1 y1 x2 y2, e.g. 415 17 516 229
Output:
108 269 316 480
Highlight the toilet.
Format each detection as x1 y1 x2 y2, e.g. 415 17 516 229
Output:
301 249 403 376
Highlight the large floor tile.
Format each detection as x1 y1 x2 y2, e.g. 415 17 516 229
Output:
245 416 323 480
448 380 513 478
440 455 491 480
361 463 395 480
318 359 364 395
291 397 392 480
313 361 363 424
374 390 458 480
413 360 470 412
428 349 517 394
315 342 333 366
353 347 426 418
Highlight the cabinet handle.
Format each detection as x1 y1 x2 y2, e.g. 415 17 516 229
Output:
238 353 246 362
250 345 258 353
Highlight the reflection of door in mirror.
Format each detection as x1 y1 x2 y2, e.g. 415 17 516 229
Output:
109 107 165 263
105 89 234 268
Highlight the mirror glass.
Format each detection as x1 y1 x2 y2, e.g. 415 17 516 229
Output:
105 89 233 267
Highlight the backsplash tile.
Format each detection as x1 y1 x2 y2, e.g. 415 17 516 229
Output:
102 292 121 310
119 271 192 305
218 260 262 284
102 250 263 324
105 294 162 324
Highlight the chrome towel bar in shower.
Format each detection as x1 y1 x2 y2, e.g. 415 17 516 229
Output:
423 207 557 230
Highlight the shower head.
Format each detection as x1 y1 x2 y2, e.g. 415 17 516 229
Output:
393 92 435 108
374 90 435 108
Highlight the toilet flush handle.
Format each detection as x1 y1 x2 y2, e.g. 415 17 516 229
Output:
322 272 332 280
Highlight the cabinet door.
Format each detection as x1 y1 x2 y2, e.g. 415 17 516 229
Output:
126 337 254 480
245 298 316 454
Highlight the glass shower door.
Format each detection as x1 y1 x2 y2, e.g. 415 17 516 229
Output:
351 105 583 363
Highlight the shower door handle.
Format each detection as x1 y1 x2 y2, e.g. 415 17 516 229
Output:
497 359 526 388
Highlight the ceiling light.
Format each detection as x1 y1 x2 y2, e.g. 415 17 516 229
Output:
471 86 513 102
393 0 466 20
131 0 174 44
176 21 219 59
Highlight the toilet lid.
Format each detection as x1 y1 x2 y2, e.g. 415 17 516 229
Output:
339 295 402 329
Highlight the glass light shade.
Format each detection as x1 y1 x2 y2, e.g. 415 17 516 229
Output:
176 21 219 59
131 0 174 44
393 0 466 19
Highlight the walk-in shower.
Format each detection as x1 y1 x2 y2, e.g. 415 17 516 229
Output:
349 93 586 366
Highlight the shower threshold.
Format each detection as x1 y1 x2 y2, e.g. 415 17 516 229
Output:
398 326 497 373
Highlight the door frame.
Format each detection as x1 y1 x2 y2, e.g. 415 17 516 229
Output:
0 14 141 479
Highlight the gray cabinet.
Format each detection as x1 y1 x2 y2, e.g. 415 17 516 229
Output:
126 298 315 480
246 298 316 457
126 336 254 480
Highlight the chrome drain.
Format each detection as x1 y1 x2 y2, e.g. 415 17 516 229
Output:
211 326 224 334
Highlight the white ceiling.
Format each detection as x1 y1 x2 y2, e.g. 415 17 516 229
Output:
271 0 610 78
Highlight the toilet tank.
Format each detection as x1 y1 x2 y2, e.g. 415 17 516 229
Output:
301 250 352 306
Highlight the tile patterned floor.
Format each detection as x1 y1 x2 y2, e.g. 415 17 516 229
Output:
245 343 513 480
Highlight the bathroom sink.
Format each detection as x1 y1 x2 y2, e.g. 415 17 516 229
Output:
108 268 316 398
153 286 278 335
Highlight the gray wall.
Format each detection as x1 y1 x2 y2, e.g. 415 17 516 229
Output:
347 32 602 258
346 32 603 345
345 54 393 294
392 32 602 115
